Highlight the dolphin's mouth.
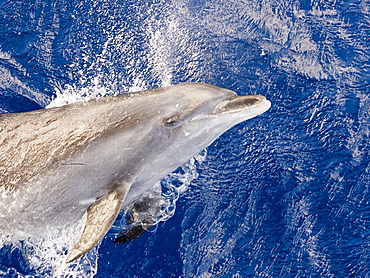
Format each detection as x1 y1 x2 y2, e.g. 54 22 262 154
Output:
214 95 268 114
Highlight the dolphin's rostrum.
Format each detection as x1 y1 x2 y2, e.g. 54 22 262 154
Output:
0 83 271 262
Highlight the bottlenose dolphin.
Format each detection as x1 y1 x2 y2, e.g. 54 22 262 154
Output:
0 83 271 263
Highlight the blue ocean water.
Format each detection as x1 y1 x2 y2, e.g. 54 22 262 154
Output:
1 0 370 277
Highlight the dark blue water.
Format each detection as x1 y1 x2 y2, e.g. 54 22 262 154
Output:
1 0 369 277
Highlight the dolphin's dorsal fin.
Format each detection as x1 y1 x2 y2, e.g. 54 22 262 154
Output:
66 185 129 263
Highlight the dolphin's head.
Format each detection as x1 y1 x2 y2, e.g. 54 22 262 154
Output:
152 83 271 143
127 83 271 174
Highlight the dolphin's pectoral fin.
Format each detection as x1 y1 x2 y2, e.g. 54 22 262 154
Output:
114 224 148 244
66 185 129 263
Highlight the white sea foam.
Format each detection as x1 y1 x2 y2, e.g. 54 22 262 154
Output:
46 79 112 108
0 216 98 277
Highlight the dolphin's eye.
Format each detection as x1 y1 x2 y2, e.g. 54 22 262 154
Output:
163 116 180 128
162 107 197 128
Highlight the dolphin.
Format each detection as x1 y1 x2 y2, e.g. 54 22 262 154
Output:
0 82 271 263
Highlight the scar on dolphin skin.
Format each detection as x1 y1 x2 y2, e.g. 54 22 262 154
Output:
0 82 271 262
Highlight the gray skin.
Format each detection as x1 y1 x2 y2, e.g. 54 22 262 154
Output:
0 82 271 262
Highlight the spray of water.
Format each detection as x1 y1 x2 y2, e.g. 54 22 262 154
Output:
0 216 98 277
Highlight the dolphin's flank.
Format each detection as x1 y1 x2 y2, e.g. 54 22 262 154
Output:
0 82 271 262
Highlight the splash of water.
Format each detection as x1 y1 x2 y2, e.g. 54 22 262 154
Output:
0 217 98 277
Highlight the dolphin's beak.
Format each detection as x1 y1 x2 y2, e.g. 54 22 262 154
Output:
214 95 271 115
